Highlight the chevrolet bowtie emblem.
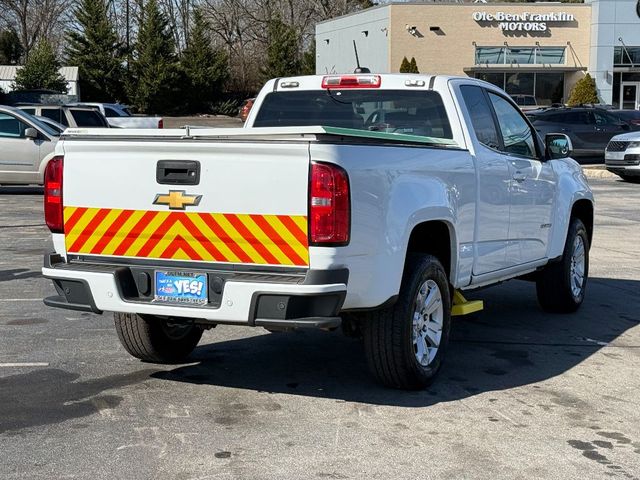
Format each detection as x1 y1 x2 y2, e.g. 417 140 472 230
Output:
153 190 202 210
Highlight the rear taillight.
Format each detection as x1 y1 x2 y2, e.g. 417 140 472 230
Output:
158 118 164 129
44 156 64 233
309 162 350 246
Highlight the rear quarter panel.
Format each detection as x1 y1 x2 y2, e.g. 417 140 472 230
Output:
310 142 476 309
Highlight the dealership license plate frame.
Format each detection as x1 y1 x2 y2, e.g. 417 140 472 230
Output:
154 270 208 306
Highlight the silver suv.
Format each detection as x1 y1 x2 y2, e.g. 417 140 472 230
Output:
605 132 640 183
17 105 110 128
0 105 59 185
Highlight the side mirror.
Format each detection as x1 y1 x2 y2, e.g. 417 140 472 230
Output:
546 133 573 160
24 127 38 140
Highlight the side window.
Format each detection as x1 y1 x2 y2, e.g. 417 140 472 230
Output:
566 112 592 125
104 107 119 117
488 92 538 159
21 108 36 115
548 113 567 123
593 111 619 126
460 85 501 150
0 112 27 138
71 110 108 127
41 108 63 124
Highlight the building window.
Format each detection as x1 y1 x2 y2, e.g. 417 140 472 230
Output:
535 73 564 105
476 47 505 64
475 46 565 65
506 72 535 95
476 72 506 90
614 46 640 67
475 72 564 106
506 48 536 65
535 48 565 65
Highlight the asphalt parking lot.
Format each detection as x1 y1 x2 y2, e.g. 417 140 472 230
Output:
1 176 639 480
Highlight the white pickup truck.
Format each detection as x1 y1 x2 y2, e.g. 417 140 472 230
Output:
69 103 163 129
42 74 594 389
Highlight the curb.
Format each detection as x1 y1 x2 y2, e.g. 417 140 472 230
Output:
581 166 617 179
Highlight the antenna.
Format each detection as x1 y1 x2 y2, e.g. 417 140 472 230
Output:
353 40 371 74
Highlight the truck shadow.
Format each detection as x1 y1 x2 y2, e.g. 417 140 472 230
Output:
152 277 639 407
0 186 43 195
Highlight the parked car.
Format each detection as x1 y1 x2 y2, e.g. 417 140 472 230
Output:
35 116 66 134
17 105 110 128
42 74 593 390
239 98 255 122
511 94 542 111
605 132 640 182
0 105 59 185
610 109 640 128
527 106 633 158
69 102 163 129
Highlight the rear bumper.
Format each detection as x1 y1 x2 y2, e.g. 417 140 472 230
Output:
42 253 347 327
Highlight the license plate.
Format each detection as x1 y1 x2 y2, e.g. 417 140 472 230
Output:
154 271 208 305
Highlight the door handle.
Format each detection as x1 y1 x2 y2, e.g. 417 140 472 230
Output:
512 171 526 182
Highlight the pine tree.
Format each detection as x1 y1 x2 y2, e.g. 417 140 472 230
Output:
128 0 180 113
12 40 67 92
66 0 125 102
399 56 411 73
180 8 228 113
262 18 300 80
567 73 599 106
409 57 419 74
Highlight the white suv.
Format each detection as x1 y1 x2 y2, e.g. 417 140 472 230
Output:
605 132 640 182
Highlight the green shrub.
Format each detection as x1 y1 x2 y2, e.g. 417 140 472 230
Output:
567 73 599 106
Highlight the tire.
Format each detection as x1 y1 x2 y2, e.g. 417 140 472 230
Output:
114 312 203 363
620 175 640 184
536 218 589 313
362 254 451 390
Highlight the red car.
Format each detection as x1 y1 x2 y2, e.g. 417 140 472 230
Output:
239 98 255 122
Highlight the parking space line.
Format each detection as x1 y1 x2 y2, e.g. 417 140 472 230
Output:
0 362 49 367
1 299 45 302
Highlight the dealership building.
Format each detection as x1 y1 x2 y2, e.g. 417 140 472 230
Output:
316 0 640 109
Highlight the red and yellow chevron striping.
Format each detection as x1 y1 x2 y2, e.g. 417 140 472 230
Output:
63 207 309 266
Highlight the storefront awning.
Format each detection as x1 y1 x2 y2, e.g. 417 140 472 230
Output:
464 65 586 73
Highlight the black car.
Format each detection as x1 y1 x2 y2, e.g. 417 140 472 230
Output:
611 109 640 128
526 107 635 157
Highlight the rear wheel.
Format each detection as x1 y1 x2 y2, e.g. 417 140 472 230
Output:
362 254 451 390
114 312 203 363
536 218 589 313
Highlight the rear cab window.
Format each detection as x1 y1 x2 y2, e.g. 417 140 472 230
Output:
70 109 109 127
104 107 121 118
253 90 453 141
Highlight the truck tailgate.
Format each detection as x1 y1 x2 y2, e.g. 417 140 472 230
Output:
61 138 310 267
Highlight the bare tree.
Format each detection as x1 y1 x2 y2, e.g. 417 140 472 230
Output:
0 0 72 58
203 0 373 91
